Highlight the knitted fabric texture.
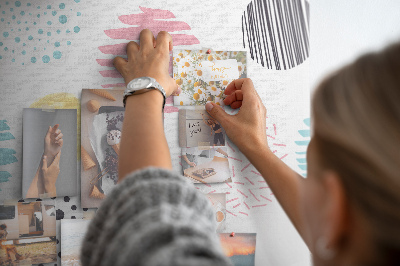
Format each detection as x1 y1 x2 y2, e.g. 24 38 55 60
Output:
80 167 232 266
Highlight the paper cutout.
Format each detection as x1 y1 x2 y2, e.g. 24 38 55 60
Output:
61 219 92 265
219 233 256 266
207 193 227 232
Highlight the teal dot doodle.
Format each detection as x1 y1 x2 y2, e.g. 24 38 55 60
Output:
74 26 80 33
74 0 80 2
37 6 40 9
20 11 25 15
67 41 71 45
66 29 70 33
53 50 62 59
59 15 67 24
15 37 20 43
11 58 14 62
15 1 21 7
25 27 29 30
47 5 51 9
1 11 5 14
6 2 9 5
42 55 50 63
34 47 36 50
10 8 13 11
27 3 31 6
4 47 8 51
31 57 36 63
52 10 57 16
46 40 49 43
22 43 25 46
47 21 52 25
77 12 81 16
38 29 43 34
37 14 40 18
28 35 33 40
0 56 2 59
18 29 21 31
47 32 51 36
12 15 15 19
59 3 65 9
1 18 4 22
55 41 60 47
11 29 13 31
17 20 21 24
0 42 2 46
56 29 61 34
3 32 9 37
44 12 47 15
33 22 36 25
22 50 26 55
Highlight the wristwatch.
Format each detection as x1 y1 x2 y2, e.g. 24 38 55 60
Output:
123 77 166 109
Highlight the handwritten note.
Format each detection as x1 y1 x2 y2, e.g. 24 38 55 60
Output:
199 59 239 82
188 121 202 137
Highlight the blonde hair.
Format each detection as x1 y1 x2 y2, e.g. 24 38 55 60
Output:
312 43 400 264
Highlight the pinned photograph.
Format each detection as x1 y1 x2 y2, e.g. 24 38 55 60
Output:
173 49 247 106
61 219 92 266
179 109 226 148
0 201 57 265
81 89 125 208
206 193 227 232
22 108 77 199
182 147 231 183
219 233 257 266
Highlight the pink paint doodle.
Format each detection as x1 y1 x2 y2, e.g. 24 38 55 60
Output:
252 204 267 208
239 211 248 216
248 189 260 202
226 210 237 216
244 176 254 185
260 195 272 202
244 202 250 210
225 182 232 188
241 162 251 172
237 189 248 198
226 197 239 203
232 165 235 177
279 154 288 160
233 203 241 208
227 142 236 152
251 170 262 176
234 182 244 185
228 156 242 162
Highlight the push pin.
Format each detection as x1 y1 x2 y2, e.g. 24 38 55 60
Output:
230 232 235 237
206 49 211 54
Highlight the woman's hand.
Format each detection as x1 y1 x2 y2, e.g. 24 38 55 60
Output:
44 124 63 164
41 152 61 197
113 29 179 97
205 78 268 156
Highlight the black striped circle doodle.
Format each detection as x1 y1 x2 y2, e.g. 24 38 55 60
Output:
242 0 310 70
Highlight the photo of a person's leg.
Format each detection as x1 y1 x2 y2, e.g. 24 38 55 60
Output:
25 124 63 198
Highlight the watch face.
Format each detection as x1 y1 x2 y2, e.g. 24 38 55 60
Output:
131 77 151 90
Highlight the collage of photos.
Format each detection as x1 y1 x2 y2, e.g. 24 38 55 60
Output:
173 49 247 106
0 202 57 265
80 89 125 208
22 109 78 199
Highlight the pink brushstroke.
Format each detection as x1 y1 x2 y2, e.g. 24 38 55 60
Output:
98 34 198 54
228 156 242 162
234 182 244 185
239 211 248 216
273 143 286 147
260 195 272 202
267 135 275 139
226 192 231 194
241 162 251 172
233 203 241 208
244 176 254 185
104 22 191 39
232 165 235 178
226 210 237 216
101 83 126 88
259 187 269 189
179 162 182 166
274 124 277 135
248 189 260 202
225 182 232 188
279 154 288 160
208 190 216 194
227 142 236 152
251 170 262 176
164 105 179 113
96 59 116 67
258 180 266 183
226 197 239 203
252 204 267 208
272 150 278 153
119 7 176 24
237 189 248 198
99 70 122 78
195 187 199 189
244 202 250 210
204 183 211 187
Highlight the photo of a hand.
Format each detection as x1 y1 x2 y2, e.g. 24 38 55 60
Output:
41 152 61 198
188 161 197 167
44 124 63 164
26 123 64 198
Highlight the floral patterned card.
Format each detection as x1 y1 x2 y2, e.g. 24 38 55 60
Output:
173 50 247 106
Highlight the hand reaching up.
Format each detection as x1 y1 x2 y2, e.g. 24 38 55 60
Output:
44 124 63 165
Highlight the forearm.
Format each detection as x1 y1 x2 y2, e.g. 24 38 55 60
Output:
242 143 306 241
26 167 41 198
118 90 172 181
